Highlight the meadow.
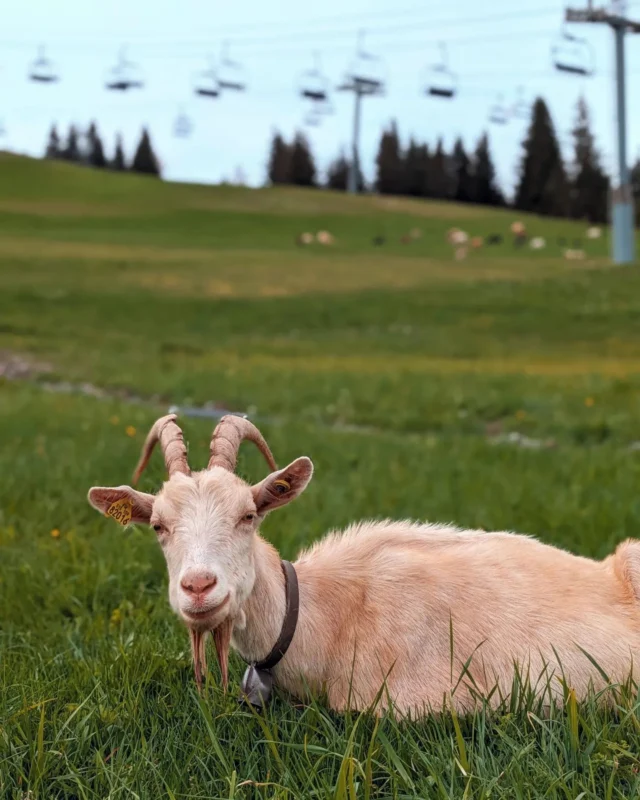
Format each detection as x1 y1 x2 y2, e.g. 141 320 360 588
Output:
2 151 640 798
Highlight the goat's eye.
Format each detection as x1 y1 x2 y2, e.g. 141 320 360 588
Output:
152 524 163 533
243 512 256 522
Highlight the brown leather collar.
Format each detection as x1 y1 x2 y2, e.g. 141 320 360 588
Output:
239 560 299 707
254 560 299 670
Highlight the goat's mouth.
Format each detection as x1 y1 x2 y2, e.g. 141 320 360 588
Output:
182 593 230 624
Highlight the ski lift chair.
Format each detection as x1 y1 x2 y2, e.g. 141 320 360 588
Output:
345 31 386 95
552 30 594 76
105 48 144 90
173 108 193 138
424 43 456 98
194 58 220 98
29 46 59 83
489 94 509 125
218 42 247 91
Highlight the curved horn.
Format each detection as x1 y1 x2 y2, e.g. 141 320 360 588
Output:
208 415 277 473
133 414 190 484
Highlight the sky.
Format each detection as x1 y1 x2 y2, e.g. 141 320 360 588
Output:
2 0 640 196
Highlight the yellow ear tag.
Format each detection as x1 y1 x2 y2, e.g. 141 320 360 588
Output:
106 498 133 526
274 479 290 494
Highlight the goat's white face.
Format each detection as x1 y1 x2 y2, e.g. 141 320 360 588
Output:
153 469 260 630
88 458 313 632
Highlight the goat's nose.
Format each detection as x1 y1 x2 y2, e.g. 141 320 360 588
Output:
181 571 217 597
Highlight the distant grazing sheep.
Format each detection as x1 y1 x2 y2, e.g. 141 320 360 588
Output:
587 226 602 239
88 415 640 717
296 232 314 246
530 236 546 250
447 229 469 246
454 246 468 261
486 233 503 246
372 235 386 246
564 248 586 261
470 236 484 249
316 230 335 245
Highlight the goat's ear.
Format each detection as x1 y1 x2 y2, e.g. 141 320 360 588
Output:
88 485 154 526
252 457 313 516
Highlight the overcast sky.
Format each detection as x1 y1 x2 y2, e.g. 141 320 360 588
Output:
2 0 640 195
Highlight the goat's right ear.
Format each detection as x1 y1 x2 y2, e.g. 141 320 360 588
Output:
252 457 313 516
88 486 154 526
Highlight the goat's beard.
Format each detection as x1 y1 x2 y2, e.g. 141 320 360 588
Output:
189 618 233 692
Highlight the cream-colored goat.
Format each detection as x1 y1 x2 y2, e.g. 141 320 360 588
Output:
88 415 640 716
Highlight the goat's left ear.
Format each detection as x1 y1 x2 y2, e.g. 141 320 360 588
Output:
252 457 314 516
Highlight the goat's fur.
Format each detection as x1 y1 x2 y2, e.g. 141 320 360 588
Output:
236 522 640 714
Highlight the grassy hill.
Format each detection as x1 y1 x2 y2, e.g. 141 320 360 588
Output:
2 153 640 798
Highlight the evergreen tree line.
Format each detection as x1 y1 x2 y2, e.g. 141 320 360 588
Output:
45 122 161 177
266 126 505 207
267 95 619 224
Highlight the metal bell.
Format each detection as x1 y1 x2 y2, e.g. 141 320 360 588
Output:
239 665 274 708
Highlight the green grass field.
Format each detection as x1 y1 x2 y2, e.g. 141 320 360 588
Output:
3 151 640 798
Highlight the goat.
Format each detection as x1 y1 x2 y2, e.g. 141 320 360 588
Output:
88 415 640 716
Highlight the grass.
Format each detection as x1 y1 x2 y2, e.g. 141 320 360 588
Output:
2 152 640 798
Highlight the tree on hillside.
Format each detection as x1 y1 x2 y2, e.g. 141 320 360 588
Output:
375 121 403 195
452 137 473 203
326 151 349 190
267 131 292 185
86 121 107 169
569 96 609 223
326 150 365 192
45 124 61 159
428 138 453 200
403 139 430 197
61 124 81 163
111 134 127 171
289 132 317 187
131 127 161 177
514 98 569 217
473 133 504 206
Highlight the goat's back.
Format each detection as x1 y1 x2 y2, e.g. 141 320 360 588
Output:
291 521 640 713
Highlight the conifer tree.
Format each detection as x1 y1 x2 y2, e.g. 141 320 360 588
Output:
267 131 291 185
515 98 569 216
569 96 609 223
289 132 317 187
45 124 61 159
111 134 127 171
473 133 504 206
131 128 161 177
375 121 403 195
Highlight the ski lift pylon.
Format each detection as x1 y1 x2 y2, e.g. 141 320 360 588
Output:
424 42 456 99
552 29 594 76
194 57 220 98
218 41 247 91
105 47 144 91
29 46 59 83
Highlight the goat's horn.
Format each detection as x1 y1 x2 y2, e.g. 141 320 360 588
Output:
208 415 277 473
133 414 191 484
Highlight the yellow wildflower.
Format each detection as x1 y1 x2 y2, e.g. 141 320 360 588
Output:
125 426 136 437
50 528 61 539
